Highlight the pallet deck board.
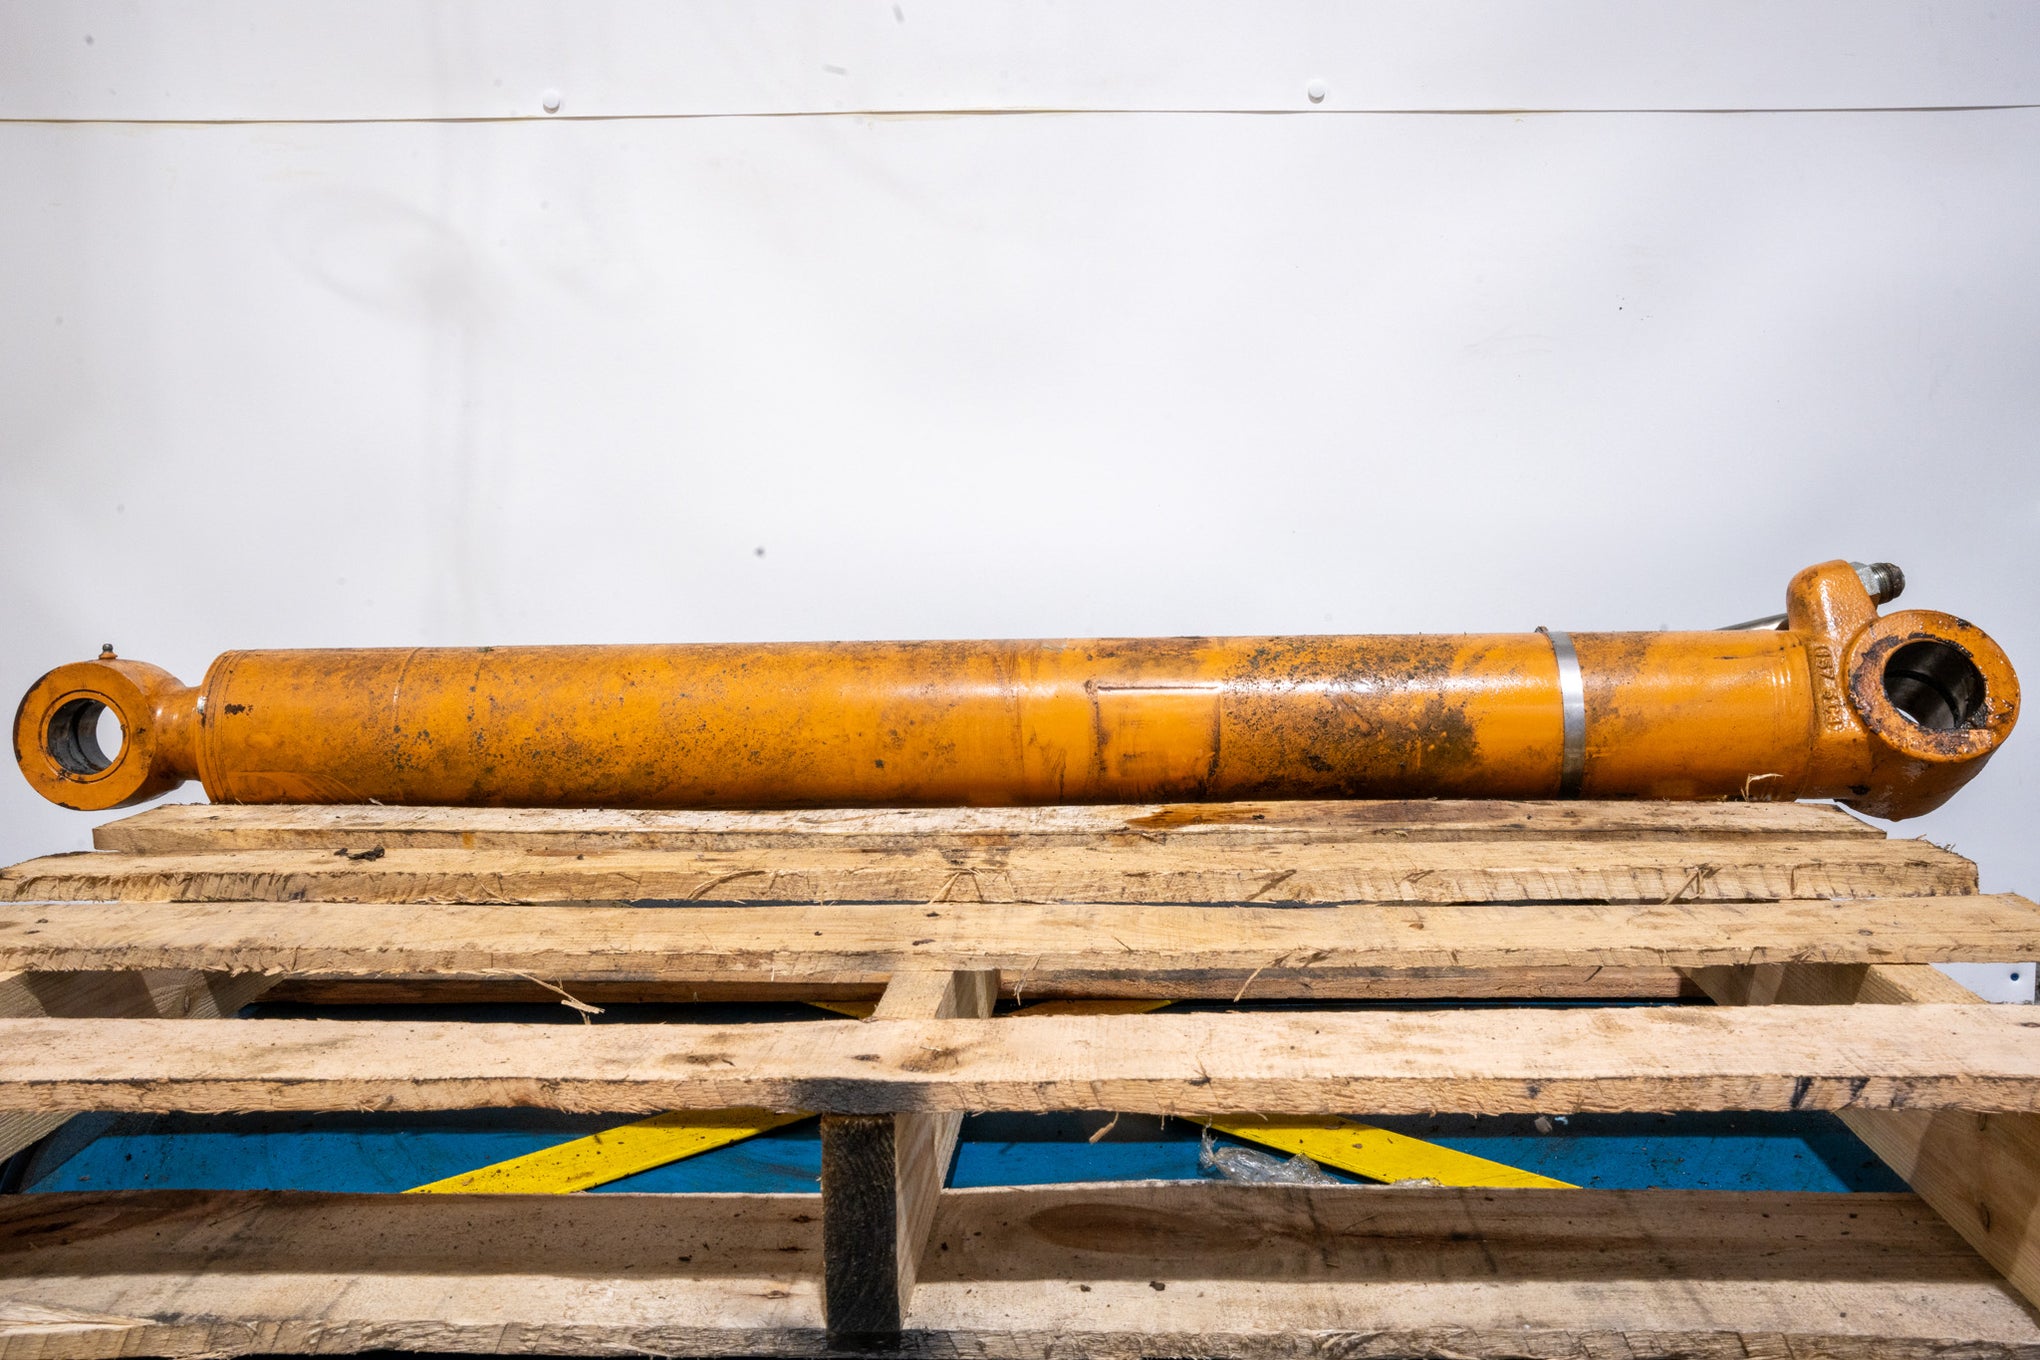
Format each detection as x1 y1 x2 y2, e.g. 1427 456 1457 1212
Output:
0 837 1976 904
1 895 2032 981
1 1003 2037 1116
91 798 1884 853
0 1185 2034 1358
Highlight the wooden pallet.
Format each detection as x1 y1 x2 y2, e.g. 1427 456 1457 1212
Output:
3 798 2040 1357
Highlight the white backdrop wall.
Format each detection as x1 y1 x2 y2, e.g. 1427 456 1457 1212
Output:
3 2 2037 995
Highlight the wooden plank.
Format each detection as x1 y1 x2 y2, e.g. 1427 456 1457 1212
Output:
913 1183 2040 1352
2 1004 2038 1116
0 837 1975 904
1687 960 2040 1314
1857 1104 2040 1318
1 896 2027 983
92 799 1882 854
822 969 997 1341
0 1188 826 1359
0 970 271 1163
251 965 1703 1005
0 1185 2035 1358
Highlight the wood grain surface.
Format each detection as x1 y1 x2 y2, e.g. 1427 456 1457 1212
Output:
1 1003 2037 1116
1 1185 2035 1358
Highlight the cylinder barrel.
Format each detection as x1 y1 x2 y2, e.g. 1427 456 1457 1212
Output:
13 561 2018 820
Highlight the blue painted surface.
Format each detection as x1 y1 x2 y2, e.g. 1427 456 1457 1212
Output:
1356 1113 1906 1192
21 1109 1904 1196
6 999 1908 1197
25 1111 607 1194
949 1113 1903 1192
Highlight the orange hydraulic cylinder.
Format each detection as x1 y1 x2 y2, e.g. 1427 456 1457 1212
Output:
13 561 2019 820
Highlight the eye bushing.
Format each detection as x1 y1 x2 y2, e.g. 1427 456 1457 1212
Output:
44 696 120 775
1881 638 1988 733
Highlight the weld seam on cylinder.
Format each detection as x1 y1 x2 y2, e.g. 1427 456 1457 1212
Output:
1543 628 1587 797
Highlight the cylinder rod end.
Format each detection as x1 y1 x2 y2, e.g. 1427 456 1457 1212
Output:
13 657 200 811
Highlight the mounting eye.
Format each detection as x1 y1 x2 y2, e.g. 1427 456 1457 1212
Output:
1842 609 2018 819
45 696 123 776
15 657 197 810
1881 638 1986 733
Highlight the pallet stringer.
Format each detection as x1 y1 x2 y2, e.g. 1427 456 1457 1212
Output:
821 967 998 1341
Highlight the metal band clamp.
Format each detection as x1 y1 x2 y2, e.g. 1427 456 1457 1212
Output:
1540 627 1587 797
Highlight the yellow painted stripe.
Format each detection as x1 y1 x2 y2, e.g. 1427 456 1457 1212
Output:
1207 1116 1576 1189
406 1108 812 1194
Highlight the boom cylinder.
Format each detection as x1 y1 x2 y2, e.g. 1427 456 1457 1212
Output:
13 561 2019 820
